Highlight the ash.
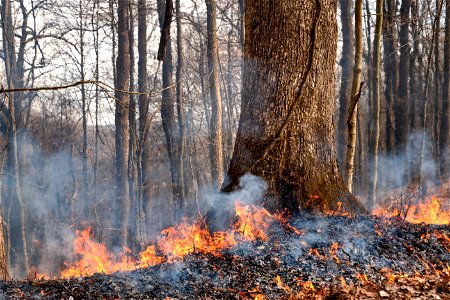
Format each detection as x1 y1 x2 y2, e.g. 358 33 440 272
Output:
3 215 450 299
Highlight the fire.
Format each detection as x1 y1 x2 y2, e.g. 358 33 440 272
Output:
275 275 291 291
296 279 316 291
47 201 281 278
60 227 139 278
356 273 370 285
373 195 450 225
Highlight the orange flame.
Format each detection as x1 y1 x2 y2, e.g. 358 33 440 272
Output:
356 273 370 285
47 201 281 278
373 196 450 225
275 275 291 291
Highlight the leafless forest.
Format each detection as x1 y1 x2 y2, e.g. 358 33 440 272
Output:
0 0 449 286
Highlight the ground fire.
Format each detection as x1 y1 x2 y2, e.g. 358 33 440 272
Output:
1 194 447 299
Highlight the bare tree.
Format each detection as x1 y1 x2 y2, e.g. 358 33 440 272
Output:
113 0 131 248
337 0 355 166
367 0 383 212
1 0 30 276
206 0 224 189
344 0 363 192
441 0 450 179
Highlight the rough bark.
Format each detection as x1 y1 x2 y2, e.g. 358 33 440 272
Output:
344 0 363 193
367 0 383 212
382 0 399 156
337 0 355 167
222 0 366 215
441 0 450 179
397 0 411 184
206 0 224 189
157 0 179 223
113 0 131 248
137 0 149 239
433 0 442 181
128 0 139 244
174 0 186 221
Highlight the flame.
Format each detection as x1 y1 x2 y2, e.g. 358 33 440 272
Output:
386 272 408 283
373 196 450 225
356 273 370 285
44 201 281 278
275 275 291 291
296 279 316 291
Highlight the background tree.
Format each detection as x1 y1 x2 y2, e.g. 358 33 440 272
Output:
206 0 224 189
367 0 383 212
113 0 131 248
337 0 354 166
344 0 363 192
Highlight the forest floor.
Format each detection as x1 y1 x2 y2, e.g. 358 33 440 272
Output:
1 213 449 299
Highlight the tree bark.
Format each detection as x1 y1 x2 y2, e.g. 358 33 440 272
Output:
79 0 90 222
113 0 131 248
222 0 366 215
337 0 355 167
397 0 411 184
344 0 363 193
433 0 442 181
441 0 450 179
367 0 383 212
174 0 186 221
205 0 224 190
137 0 149 240
1 0 29 276
382 0 399 156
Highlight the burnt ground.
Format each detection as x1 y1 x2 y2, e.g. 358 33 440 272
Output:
1 215 450 299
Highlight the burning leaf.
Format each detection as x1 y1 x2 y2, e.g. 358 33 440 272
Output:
275 275 291 291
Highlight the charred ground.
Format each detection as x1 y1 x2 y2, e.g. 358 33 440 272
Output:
3 215 449 299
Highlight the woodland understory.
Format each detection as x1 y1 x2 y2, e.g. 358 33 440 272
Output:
0 0 449 299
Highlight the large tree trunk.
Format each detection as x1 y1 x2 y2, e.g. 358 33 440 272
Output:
222 0 366 215
337 0 354 167
113 0 131 248
205 0 224 190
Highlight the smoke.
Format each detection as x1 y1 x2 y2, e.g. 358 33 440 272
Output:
361 131 441 208
202 173 267 232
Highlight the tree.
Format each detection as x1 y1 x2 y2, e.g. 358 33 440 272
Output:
441 0 450 179
382 0 399 155
344 0 363 192
222 0 366 214
113 0 131 248
137 0 150 240
1 0 30 276
206 0 224 189
337 0 355 166
367 0 383 212
397 0 411 184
